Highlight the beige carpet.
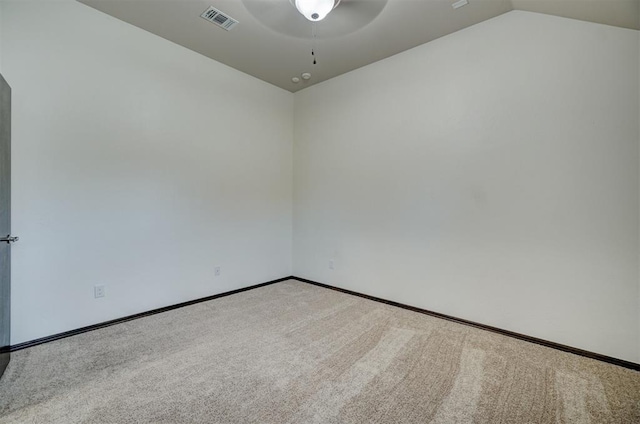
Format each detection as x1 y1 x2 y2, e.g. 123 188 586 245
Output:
0 279 638 423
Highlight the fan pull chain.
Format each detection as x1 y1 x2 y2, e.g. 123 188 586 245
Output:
312 22 317 65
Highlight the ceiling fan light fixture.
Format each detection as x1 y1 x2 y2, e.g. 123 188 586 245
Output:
293 0 340 21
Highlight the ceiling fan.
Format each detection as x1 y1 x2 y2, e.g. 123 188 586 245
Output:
241 0 389 39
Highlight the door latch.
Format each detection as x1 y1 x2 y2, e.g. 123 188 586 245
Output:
0 235 18 244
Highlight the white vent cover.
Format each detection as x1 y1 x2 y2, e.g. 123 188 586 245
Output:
200 6 239 31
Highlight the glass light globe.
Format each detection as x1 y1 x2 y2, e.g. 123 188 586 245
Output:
295 0 336 21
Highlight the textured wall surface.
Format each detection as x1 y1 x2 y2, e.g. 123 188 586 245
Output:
294 11 640 362
3 0 293 344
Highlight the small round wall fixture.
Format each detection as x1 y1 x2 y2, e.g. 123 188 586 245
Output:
301 73 312 80
240 0 388 39
292 77 301 83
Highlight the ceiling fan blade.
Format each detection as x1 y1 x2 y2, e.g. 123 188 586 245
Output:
319 0 388 37
242 0 311 35
241 0 388 39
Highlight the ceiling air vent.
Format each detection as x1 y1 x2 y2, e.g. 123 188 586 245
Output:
200 6 239 31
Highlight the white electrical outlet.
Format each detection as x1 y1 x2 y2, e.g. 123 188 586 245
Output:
94 285 105 298
329 259 334 270
214 266 221 277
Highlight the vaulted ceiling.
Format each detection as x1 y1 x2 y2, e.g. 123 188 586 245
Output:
78 0 640 92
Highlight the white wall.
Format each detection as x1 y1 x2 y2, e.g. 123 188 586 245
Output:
2 2 638 364
3 0 293 344
0 1 3 74
294 11 640 362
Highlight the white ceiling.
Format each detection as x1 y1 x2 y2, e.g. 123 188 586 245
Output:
78 0 640 92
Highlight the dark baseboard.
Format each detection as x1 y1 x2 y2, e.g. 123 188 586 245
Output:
10 275 639 372
291 276 640 372
0 350 9 379
9 276 293 352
